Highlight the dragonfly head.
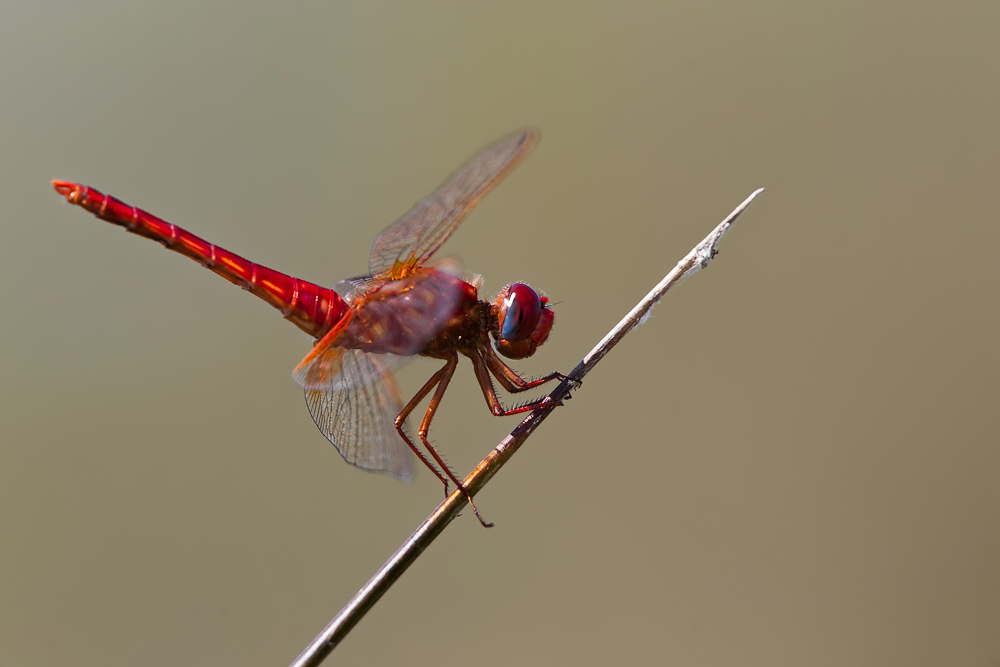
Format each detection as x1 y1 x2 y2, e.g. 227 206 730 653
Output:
491 283 554 359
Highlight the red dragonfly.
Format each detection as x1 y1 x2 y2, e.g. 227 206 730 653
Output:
52 128 572 525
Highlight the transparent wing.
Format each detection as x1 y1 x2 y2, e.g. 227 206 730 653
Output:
293 317 353 391
302 348 415 482
333 275 380 300
369 128 539 277
294 338 411 392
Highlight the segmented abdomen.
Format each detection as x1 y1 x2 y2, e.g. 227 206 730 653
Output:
52 181 348 339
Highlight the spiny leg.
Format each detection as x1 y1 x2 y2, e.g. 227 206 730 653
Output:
395 365 451 487
415 354 493 527
470 347 579 417
394 354 493 527
483 343 579 394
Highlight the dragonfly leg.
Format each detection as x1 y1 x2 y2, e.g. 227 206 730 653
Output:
470 350 571 417
395 354 494 527
465 345 581 415
482 342 581 394
395 365 451 488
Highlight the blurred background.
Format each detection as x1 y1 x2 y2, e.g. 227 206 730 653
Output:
2 2 997 665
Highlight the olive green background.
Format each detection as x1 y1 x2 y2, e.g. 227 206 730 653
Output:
2 2 997 665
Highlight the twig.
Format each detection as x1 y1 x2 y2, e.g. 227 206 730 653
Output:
288 188 764 667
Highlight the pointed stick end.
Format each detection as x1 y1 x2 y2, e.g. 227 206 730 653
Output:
735 187 765 215
682 187 765 277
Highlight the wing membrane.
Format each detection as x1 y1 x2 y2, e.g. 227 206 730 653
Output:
369 128 539 277
292 314 353 391
291 130 539 483
302 348 414 482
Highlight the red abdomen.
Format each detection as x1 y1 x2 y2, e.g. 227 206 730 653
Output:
52 181 348 339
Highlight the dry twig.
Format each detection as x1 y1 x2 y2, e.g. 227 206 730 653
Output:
288 188 764 666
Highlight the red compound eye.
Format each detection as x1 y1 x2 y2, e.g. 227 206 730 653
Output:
497 283 542 342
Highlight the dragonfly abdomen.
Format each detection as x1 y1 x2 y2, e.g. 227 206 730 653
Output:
52 181 348 339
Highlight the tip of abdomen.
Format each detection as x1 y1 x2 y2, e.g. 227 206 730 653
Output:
52 180 83 203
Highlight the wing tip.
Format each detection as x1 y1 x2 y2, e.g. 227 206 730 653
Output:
512 126 541 152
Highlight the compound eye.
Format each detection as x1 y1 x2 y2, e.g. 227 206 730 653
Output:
498 283 542 342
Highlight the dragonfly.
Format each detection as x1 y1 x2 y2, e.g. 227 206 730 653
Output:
52 128 574 526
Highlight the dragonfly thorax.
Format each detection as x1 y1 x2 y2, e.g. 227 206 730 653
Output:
338 268 479 357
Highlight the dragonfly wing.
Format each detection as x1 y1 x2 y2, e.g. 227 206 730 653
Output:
333 275 381 300
369 128 539 276
293 317 352 391
302 348 415 483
